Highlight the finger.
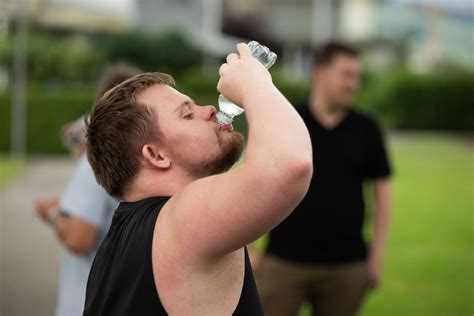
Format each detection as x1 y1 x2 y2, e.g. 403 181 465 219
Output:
216 80 223 94
236 42 252 58
218 63 228 77
226 53 239 64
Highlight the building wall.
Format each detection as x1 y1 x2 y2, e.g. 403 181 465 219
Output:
134 0 204 33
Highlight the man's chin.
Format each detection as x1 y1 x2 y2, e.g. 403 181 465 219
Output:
183 132 245 179
215 132 245 172
197 132 244 177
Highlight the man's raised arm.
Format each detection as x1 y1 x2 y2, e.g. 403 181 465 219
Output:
166 43 313 259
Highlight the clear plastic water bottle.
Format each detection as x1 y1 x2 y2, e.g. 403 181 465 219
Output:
215 41 277 126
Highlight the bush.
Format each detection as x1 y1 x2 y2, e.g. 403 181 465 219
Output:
1 30 203 83
356 69 474 131
0 84 96 153
100 30 203 75
1 33 105 82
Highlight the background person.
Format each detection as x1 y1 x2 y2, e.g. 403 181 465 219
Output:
252 41 392 316
34 64 141 316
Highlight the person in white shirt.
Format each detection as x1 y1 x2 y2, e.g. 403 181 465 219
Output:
35 64 141 316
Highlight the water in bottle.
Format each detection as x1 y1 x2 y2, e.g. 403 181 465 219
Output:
214 41 277 126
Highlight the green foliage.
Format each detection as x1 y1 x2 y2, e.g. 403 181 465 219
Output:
1 32 105 82
0 94 11 151
271 70 312 105
0 37 11 65
100 30 203 74
1 30 203 82
356 68 474 130
0 85 96 153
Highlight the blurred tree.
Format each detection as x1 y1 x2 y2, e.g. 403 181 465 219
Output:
100 30 203 74
356 67 474 131
1 32 105 83
1 29 203 83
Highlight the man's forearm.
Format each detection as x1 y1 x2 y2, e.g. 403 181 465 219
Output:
51 212 71 244
217 43 312 179
244 86 312 171
369 180 391 265
370 205 390 259
47 209 97 254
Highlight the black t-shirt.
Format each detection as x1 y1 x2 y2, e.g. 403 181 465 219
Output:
84 196 263 315
267 103 391 264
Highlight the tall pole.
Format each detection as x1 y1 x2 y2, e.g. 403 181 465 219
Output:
201 0 222 72
311 0 334 46
10 2 27 157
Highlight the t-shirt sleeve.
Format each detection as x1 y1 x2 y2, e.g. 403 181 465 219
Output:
364 119 392 179
59 155 115 229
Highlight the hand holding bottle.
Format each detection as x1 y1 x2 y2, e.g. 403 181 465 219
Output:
217 43 273 109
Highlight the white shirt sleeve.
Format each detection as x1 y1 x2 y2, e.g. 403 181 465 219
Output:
59 154 118 230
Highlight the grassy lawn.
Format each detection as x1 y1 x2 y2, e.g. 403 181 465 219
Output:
0 156 25 189
360 135 473 316
256 134 473 316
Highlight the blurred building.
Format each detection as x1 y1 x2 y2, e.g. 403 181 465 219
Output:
0 0 131 91
239 0 473 75
133 0 473 77
1 0 129 37
375 0 474 71
1 0 472 84
131 0 343 77
133 0 244 58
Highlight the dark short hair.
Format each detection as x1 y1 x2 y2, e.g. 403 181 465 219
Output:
86 72 175 199
313 41 359 68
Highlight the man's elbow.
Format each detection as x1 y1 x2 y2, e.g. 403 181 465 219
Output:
285 157 313 194
295 157 313 178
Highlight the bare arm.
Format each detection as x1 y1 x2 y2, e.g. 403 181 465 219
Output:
52 213 98 254
165 43 313 260
368 178 391 284
35 198 98 254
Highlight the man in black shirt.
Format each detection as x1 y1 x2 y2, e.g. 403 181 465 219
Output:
252 41 392 316
84 43 312 315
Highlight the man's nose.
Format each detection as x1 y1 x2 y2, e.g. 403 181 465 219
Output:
203 105 217 121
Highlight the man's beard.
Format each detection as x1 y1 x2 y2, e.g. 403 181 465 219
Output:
187 132 245 179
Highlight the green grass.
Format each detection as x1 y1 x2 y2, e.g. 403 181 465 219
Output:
255 134 473 316
0 156 25 189
360 135 473 316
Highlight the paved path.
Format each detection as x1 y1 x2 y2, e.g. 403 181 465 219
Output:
1 157 75 316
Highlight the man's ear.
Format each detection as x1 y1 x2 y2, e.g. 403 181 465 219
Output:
142 144 171 170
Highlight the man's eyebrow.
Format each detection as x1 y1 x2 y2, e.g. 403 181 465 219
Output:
174 99 196 114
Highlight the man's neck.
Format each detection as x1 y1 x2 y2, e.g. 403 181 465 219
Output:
309 92 349 129
123 169 195 202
